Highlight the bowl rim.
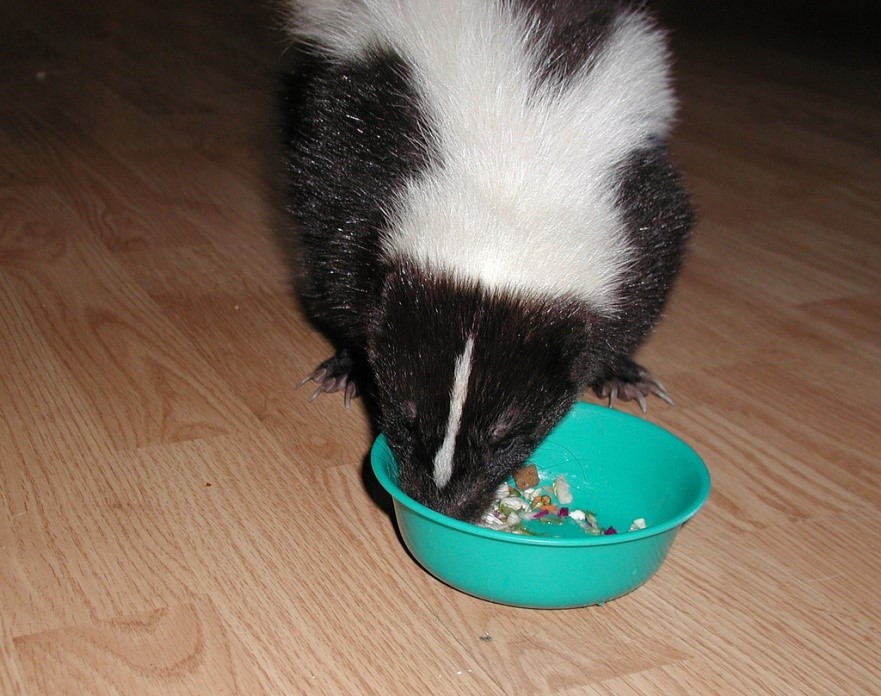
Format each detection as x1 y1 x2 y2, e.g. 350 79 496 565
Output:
370 402 712 548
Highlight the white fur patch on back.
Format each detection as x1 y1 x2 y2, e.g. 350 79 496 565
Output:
287 0 676 312
432 335 474 489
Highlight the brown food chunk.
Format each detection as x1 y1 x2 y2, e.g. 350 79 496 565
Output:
513 464 539 490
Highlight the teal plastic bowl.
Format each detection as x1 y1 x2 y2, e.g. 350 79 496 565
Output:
371 402 711 609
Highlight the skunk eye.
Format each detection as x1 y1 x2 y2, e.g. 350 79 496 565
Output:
404 400 417 423
490 412 515 444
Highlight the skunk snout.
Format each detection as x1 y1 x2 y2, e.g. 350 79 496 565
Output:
415 475 502 524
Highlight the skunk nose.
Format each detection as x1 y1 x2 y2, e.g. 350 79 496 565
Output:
432 484 496 523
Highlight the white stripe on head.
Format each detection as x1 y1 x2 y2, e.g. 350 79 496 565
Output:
432 335 475 489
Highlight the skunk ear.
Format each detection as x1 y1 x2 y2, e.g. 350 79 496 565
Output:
404 400 418 423
490 410 515 444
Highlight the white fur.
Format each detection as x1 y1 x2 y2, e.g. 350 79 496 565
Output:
432 336 474 489
287 0 676 312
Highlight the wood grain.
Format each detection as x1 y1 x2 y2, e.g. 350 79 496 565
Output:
2 0 880 693
14 602 263 696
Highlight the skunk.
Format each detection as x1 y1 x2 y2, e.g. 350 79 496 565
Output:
281 0 693 521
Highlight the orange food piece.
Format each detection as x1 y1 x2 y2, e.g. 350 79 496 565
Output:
513 464 539 490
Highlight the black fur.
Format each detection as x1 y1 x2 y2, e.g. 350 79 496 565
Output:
518 0 622 84
587 141 694 391
281 51 436 350
281 2 693 520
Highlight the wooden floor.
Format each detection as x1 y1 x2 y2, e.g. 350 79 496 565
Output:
2 0 880 693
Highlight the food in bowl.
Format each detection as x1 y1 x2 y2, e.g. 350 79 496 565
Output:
370 402 711 609
480 467 647 537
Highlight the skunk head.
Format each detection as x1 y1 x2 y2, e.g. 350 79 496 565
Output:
367 261 592 521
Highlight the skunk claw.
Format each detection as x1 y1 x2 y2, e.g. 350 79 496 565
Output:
344 380 358 409
593 362 674 413
635 389 648 414
299 351 360 406
608 384 619 408
298 367 327 388
649 380 674 406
